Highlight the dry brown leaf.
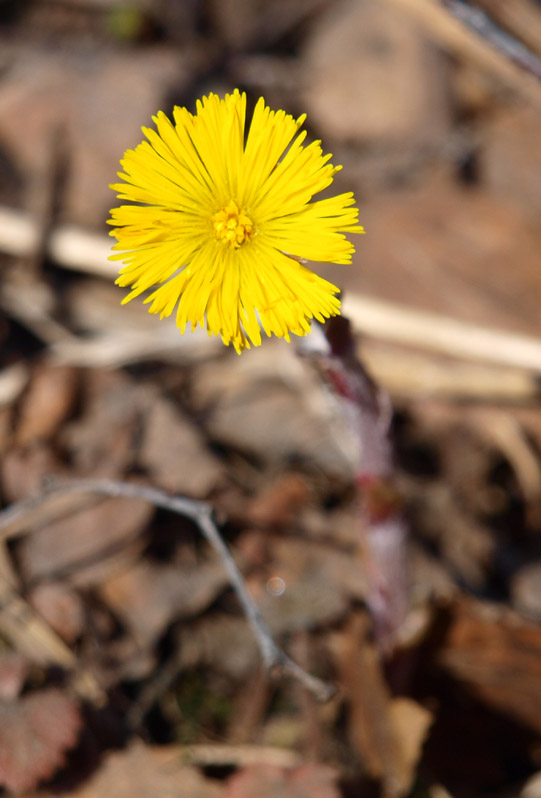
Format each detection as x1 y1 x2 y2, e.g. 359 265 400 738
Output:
1 445 67 503
17 495 153 586
189 344 356 483
0 47 193 227
138 396 226 498
329 612 431 796
61 369 143 476
259 569 349 635
440 600 541 734
242 473 310 528
301 0 450 147
482 105 541 223
0 688 81 792
389 698 433 792
28 581 85 643
225 763 340 798
176 614 258 680
62 742 224 798
14 363 78 448
329 612 400 786
330 174 541 339
100 559 229 647
256 536 363 631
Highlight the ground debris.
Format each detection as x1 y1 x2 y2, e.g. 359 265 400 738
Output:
0 1 540 795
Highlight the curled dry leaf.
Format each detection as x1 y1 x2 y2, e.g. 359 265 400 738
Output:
0 688 82 792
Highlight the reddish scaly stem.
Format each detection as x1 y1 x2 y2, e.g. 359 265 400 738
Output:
300 316 408 654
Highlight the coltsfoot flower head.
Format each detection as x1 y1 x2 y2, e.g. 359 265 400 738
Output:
109 90 364 353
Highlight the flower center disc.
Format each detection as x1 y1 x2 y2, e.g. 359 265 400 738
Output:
213 200 254 248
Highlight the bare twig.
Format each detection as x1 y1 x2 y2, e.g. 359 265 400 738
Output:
386 0 541 105
23 125 70 278
437 0 541 81
0 478 336 702
343 294 541 374
0 205 113 277
361 342 539 403
475 0 541 57
2 205 541 375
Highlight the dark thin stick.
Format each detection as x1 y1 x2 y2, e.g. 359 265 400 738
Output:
0 478 335 702
438 0 541 81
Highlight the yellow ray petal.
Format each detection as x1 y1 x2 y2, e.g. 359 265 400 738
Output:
109 89 363 353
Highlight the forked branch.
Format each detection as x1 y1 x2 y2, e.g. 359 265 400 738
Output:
0 477 336 702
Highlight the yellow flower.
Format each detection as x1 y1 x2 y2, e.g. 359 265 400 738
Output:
109 90 363 353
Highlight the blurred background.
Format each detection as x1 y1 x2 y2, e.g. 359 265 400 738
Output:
0 1 541 797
